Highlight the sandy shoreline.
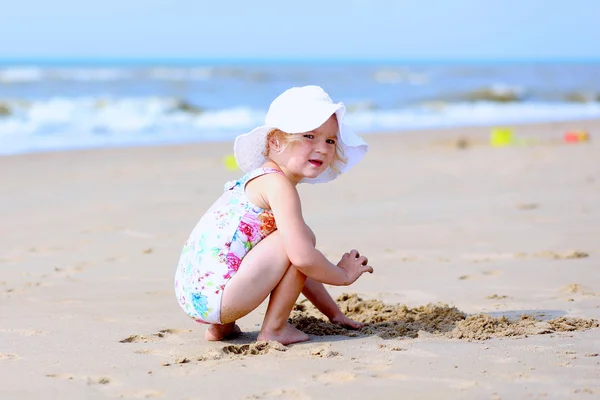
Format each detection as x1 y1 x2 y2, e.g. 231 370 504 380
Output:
1 119 599 399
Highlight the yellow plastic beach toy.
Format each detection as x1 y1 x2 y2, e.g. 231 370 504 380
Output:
223 154 239 171
490 127 514 147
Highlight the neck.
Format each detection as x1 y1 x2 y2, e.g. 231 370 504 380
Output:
262 160 301 186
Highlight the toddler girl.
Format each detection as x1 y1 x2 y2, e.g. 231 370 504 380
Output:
174 85 373 345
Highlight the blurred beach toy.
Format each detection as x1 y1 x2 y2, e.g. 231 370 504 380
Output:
490 127 514 147
563 130 589 143
223 154 239 170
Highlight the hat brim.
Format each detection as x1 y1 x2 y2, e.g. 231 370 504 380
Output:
233 106 368 184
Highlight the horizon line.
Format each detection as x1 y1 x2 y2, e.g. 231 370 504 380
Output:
1 56 599 66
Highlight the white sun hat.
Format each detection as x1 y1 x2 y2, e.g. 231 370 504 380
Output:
233 85 369 184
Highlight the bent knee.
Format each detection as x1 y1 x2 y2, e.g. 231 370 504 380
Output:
307 226 316 246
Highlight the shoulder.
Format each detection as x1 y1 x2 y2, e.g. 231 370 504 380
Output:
246 170 298 209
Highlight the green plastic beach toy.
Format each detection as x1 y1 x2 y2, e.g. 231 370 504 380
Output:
223 154 239 171
490 127 514 147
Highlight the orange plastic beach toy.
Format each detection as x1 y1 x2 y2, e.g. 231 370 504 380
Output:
563 130 589 143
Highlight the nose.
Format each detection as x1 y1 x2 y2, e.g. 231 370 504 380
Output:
315 138 329 154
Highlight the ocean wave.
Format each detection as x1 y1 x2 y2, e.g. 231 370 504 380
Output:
1 96 600 155
0 67 46 83
459 84 527 102
373 68 430 85
564 91 600 103
0 66 270 84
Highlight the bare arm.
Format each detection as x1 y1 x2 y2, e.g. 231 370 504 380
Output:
262 174 370 286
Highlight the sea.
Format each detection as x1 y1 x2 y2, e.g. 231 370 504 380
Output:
1 59 599 156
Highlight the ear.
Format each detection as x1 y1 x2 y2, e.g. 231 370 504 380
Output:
268 137 280 152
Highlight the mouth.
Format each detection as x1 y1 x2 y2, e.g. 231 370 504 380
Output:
309 159 324 167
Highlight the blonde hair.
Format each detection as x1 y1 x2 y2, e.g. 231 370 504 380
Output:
263 128 347 174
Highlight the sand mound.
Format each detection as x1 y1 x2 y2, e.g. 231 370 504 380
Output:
559 284 597 296
119 328 191 343
447 314 599 341
290 293 466 339
221 341 288 356
537 250 589 259
290 293 599 341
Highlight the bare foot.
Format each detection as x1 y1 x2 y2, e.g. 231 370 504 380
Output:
330 313 364 329
205 322 242 341
257 322 310 345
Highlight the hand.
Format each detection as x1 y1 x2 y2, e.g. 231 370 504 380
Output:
337 249 373 285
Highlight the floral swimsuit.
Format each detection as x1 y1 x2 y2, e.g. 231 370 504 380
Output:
174 168 282 324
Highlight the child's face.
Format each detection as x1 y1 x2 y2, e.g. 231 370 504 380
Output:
281 115 339 182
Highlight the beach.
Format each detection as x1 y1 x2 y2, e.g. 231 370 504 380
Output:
1 119 599 399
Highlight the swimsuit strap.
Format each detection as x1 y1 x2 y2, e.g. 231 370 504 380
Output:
245 168 285 181
224 168 285 191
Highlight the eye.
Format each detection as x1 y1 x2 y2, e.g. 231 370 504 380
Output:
326 139 336 145
303 134 315 139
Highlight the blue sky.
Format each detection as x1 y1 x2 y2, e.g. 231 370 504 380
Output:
1 0 599 60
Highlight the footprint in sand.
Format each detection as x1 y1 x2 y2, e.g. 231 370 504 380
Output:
538 250 589 259
0 328 46 336
118 389 163 399
314 370 357 384
310 345 340 358
27 245 64 254
515 203 540 210
559 284 597 297
459 270 502 280
134 349 155 355
53 266 85 277
87 376 111 385
382 249 420 262
516 250 589 260
45 373 75 380
485 294 510 300
368 372 477 389
119 328 191 344
463 253 515 263
45 372 111 384
368 372 411 380
245 388 311 400
221 341 288 356
0 257 24 264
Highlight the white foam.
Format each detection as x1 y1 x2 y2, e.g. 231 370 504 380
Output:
1 97 599 156
346 102 600 130
0 67 45 83
373 68 430 85
148 67 213 81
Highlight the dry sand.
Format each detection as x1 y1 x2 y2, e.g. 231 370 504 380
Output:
1 119 599 399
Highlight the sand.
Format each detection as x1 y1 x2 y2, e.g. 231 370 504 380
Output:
1 119 599 399
289 293 598 340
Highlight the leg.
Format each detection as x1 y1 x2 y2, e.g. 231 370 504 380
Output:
301 228 362 329
302 278 363 329
205 322 241 341
217 231 309 344
302 278 341 319
256 264 309 344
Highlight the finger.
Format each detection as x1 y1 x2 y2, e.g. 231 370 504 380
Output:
364 265 374 274
358 256 368 266
349 249 359 258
